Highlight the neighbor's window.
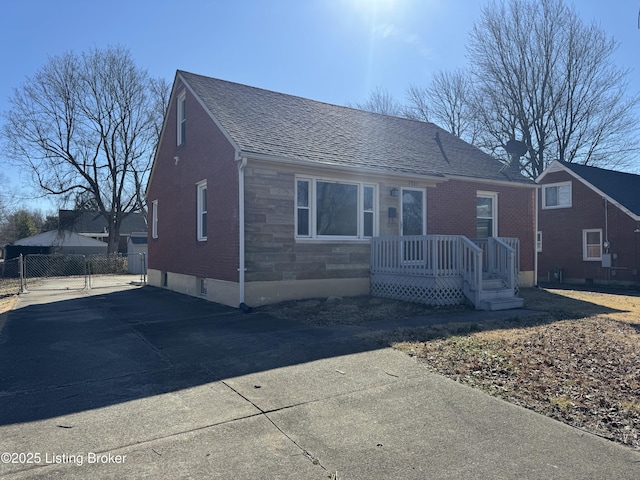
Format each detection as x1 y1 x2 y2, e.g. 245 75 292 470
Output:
177 91 186 146
296 177 376 239
151 200 158 239
543 182 571 209
196 180 207 241
476 192 498 238
583 229 602 261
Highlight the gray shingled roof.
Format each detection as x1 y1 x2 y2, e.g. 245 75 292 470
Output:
179 71 532 184
59 210 147 234
560 161 640 217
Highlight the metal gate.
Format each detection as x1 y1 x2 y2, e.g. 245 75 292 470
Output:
23 253 146 291
24 254 88 290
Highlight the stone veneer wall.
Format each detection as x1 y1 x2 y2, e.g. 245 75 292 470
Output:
243 165 371 283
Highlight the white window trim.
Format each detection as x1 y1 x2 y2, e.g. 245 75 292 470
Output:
582 229 602 261
177 90 186 146
542 181 572 209
295 176 378 240
477 191 498 237
151 200 158 239
196 180 207 241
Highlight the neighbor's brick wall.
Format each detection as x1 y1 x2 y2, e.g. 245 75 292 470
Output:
147 80 239 282
538 171 640 283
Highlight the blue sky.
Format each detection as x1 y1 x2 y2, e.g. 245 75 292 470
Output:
1 0 639 213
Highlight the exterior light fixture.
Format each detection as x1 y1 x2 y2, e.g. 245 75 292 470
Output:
390 188 399 197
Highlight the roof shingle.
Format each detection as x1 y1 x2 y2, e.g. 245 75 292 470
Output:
179 71 532 184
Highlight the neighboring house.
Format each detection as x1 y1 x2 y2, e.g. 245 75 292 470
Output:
5 230 108 259
146 70 537 308
58 210 147 253
537 160 640 285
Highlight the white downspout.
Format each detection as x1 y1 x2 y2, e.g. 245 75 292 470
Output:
238 156 247 307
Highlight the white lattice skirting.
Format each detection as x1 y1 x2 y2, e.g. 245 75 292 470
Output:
371 273 465 306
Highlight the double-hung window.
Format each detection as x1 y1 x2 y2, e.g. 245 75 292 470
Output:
542 182 571 209
296 178 376 239
177 91 186 146
476 192 498 238
583 229 602 261
151 200 158 239
196 180 207 241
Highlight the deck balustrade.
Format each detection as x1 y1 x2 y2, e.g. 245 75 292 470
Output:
370 235 519 308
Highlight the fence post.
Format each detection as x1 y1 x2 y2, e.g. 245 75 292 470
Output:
19 254 24 293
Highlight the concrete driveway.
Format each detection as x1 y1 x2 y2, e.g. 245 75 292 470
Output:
1 285 639 479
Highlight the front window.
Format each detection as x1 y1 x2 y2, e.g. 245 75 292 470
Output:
477 192 497 238
197 180 207 241
543 182 571 209
296 178 376 239
583 229 602 261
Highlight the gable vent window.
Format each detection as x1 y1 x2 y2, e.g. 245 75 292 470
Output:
177 91 186 146
542 182 571 209
196 180 207 241
296 177 377 239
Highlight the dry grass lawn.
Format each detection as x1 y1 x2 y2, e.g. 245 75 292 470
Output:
262 287 640 451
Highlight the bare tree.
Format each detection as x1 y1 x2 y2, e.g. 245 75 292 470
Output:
405 70 480 144
2 46 170 252
468 0 639 178
352 86 403 116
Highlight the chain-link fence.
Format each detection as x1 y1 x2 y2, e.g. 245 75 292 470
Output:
24 254 88 290
19 253 146 292
0 257 22 297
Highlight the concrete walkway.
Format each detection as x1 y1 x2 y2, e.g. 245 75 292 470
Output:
0 285 638 479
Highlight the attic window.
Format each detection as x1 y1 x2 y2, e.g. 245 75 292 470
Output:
177 91 186 146
542 182 571 209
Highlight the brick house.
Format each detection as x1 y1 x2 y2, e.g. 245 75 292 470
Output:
146 71 537 308
537 160 640 285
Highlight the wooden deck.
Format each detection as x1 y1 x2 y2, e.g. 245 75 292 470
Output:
370 235 522 310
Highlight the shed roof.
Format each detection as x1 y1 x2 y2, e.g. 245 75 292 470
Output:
13 230 108 247
178 71 532 185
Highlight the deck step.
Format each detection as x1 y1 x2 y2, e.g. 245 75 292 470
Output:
479 296 524 311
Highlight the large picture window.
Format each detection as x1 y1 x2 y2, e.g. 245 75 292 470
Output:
542 182 571 209
296 178 376 239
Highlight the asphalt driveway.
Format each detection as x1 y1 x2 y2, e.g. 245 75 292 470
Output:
1 285 639 479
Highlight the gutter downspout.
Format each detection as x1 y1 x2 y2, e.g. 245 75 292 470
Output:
237 156 247 307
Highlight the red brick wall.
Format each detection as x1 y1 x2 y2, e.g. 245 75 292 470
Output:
427 179 536 272
538 171 640 283
147 80 239 282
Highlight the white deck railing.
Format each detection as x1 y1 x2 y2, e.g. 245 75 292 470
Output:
370 235 519 308
370 235 463 277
